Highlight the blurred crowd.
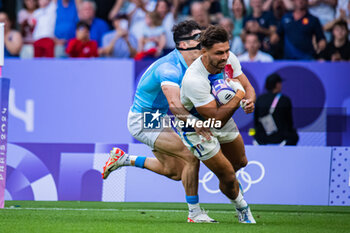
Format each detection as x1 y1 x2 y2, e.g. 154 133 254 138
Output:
0 0 349 61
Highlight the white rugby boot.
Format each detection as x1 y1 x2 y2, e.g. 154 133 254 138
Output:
187 209 218 223
236 205 256 224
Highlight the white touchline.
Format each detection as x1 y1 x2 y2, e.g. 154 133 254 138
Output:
2 207 348 215
2 207 228 213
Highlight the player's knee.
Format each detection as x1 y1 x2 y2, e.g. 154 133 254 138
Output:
166 171 182 181
171 174 182 181
219 174 236 191
180 148 199 165
185 155 199 166
217 168 236 184
235 157 248 171
163 166 182 181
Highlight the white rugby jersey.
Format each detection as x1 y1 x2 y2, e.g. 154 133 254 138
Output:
181 51 243 112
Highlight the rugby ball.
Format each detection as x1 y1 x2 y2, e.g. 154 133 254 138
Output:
211 79 236 105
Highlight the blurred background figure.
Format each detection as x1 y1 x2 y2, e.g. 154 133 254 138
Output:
54 0 79 57
0 11 23 57
32 0 56 57
318 20 350 61
263 0 290 59
111 0 155 41
100 14 137 58
308 0 337 27
254 73 299 145
190 1 211 28
219 17 244 55
308 0 337 41
270 0 327 60
66 21 98 57
154 0 177 54
134 11 165 60
230 0 247 40
262 0 293 11
335 0 350 20
203 0 224 24
242 0 273 44
17 0 37 58
325 0 350 38
238 32 274 61
78 0 109 48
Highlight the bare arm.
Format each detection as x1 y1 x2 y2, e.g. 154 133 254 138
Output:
323 16 344 31
270 32 280 44
125 36 137 58
138 36 145 52
317 39 327 53
162 85 192 121
258 25 272 36
99 34 121 56
109 0 125 20
162 85 212 140
235 73 256 103
309 0 321 7
322 0 337 7
157 34 166 53
262 0 274 11
171 0 180 20
195 90 245 126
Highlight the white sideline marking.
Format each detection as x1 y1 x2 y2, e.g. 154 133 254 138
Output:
3 207 189 213
2 207 349 216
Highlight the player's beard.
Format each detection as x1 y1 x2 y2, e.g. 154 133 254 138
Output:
210 58 227 72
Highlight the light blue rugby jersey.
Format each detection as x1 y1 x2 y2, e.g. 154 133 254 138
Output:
131 49 188 114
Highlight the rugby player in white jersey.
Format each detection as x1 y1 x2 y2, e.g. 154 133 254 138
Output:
178 25 256 223
101 21 216 223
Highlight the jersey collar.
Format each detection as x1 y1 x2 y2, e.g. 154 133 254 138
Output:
175 49 188 69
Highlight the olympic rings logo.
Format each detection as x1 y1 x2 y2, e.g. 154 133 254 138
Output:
199 160 265 194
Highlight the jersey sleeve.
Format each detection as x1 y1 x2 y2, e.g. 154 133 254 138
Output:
182 74 214 108
157 63 182 87
228 51 243 77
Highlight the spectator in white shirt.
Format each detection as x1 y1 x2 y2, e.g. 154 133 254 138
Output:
32 0 57 57
309 0 337 26
238 32 274 61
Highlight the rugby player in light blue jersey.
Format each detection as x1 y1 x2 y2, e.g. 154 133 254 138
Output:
102 20 216 223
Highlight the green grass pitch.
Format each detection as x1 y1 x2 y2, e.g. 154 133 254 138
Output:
1 201 350 233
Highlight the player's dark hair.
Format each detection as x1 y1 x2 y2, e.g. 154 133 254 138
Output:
172 20 201 45
76 21 91 30
200 25 229 49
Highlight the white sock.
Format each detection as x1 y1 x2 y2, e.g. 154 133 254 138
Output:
188 203 201 217
230 192 247 209
123 155 137 166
